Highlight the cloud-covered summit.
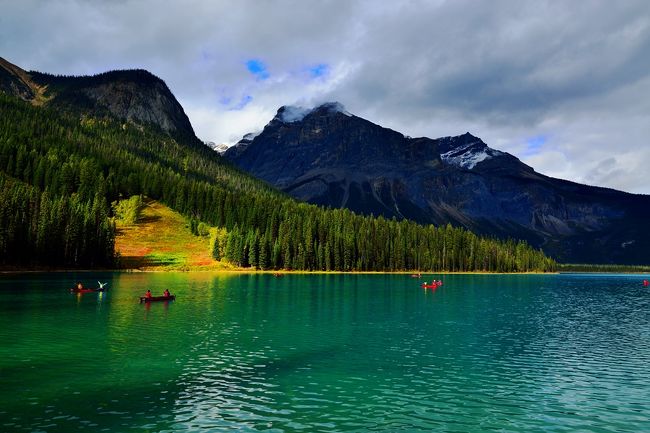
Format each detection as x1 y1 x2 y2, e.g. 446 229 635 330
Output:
274 102 351 123
1 0 649 193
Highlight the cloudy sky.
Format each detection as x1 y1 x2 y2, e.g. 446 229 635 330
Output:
2 0 650 193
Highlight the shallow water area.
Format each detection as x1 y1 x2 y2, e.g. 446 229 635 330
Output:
1 272 649 432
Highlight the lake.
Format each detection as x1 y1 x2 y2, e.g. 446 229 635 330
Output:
1 272 649 432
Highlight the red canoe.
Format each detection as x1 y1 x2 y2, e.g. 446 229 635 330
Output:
70 288 106 293
139 295 175 303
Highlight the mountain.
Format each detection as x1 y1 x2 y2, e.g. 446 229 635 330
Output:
0 60 554 272
0 57 196 144
224 102 650 264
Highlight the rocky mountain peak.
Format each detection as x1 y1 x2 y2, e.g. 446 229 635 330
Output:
29 67 196 141
436 132 506 170
272 101 352 124
205 141 230 154
224 103 650 264
312 101 352 116
0 58 197 144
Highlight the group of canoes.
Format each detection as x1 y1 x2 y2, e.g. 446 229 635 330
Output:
71 277 647 301
70 282 175 302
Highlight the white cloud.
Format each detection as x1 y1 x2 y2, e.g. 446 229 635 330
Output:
185 104 274 145
1 0 650 193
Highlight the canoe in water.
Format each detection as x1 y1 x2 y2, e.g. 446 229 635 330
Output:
70 288 106 293
139 295 175 303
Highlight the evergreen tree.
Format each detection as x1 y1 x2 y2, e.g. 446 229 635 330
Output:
212 236 221 261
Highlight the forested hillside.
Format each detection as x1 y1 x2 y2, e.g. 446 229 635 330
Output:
0 173 114 267
0 92 556 272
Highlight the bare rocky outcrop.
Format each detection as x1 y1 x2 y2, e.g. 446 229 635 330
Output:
0 57 196 144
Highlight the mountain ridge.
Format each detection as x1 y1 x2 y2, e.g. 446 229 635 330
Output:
0 57 196 144
225 102 650 264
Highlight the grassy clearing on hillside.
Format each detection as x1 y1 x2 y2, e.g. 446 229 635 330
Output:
114 198 236 271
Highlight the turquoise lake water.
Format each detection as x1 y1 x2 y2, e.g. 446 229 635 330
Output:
1 272 649 432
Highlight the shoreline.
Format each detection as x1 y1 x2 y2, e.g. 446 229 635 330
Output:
3 267 648 276
0 267 563 275
3 265 648 275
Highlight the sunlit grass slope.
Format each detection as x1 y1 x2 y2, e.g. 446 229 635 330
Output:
115 198 234 271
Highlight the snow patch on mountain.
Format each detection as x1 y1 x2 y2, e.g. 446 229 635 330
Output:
205 141 230 154
441 141 504 169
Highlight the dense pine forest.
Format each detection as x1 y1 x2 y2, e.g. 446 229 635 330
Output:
0 93 556 271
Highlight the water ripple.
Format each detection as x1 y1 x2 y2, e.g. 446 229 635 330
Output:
1 273 650 431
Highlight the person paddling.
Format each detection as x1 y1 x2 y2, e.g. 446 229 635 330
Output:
145 289 152 299
163 289 170 297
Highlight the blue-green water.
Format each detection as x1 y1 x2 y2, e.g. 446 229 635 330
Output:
1 273 649 432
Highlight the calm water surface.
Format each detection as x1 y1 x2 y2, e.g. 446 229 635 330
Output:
1 273 649 432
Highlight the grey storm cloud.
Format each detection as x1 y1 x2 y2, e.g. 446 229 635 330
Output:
1 0 650 193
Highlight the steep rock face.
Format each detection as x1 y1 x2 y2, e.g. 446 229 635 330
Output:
0 57 35 101
227 103 446 221
30 69 196 142
0 57 42 102
0 58 196 143
225 103 650 264
83 77 191 134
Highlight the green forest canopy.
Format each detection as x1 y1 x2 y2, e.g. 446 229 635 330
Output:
0 93 556 272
